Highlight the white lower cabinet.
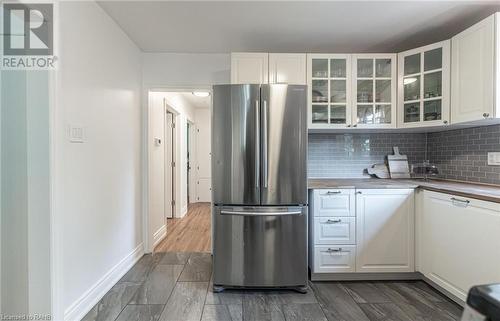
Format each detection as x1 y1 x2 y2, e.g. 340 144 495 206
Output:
313 245 356 273
314 217 355 245
309 188 415 275
356 189 415 273
419 190 500 302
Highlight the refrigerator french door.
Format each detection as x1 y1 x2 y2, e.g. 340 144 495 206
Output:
212 84 308 291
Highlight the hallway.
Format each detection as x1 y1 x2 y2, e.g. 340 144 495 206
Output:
155 203 211 253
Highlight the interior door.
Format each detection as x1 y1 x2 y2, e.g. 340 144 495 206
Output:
260 84 307 205
212 84 261 205
165 112 174 218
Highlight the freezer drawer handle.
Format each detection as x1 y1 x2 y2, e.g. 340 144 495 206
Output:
325 219 342 224
220 210 302 216
324 248 342 253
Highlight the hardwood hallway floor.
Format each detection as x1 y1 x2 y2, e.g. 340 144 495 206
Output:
155 202 211 253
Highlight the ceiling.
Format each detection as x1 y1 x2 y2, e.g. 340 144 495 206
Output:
98 1 500 53
165 91 211 109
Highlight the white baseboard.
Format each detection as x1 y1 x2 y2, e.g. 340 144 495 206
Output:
152 225 166 248
64 243 144 321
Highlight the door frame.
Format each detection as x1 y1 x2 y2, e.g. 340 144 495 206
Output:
143 85 211 253
164 110 175 219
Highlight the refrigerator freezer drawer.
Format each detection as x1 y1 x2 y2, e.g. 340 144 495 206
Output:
213 206 308 288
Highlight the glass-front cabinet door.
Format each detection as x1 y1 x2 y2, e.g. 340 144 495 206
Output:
307 54 352 129
352 54 397 128
398 40 450 128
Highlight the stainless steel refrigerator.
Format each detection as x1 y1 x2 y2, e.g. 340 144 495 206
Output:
211 84 308 293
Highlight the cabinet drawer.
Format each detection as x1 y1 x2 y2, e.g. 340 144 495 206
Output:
314 217 355 245
313 189 355 217
313 245 356 273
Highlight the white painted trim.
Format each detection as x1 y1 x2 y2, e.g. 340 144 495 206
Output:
152 225 167 248
181 205 188 218
63 244 144 321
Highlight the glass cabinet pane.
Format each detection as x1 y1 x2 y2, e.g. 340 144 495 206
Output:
404 53 420 75
424 100 442 121
312 105 328 123
330 80 346 103
376 59 391 77
403 75 420 101
357 105 374 124
312 80 328 103
357 80 373 103
330 59 346 78
375 105 391 124
376 80 391 103
424 72 442 99
357 59 373 78
424 48 442 71
330 105 346 124
404 102 420 123
312 59 328 78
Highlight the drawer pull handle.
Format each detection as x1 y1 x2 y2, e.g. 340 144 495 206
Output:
326 219 342 224
326 248 342 253
451 197 470 206
326 191 341 195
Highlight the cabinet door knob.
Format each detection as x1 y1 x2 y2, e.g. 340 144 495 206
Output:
483 113 490 118
347 124 351 128
443 120 448 125
353 124 358 128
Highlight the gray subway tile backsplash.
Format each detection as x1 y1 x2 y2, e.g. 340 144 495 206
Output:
308 124 500 185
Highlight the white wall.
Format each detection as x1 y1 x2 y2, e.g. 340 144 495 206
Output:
194 108 212 202
56 2 142 320
142 53 230 87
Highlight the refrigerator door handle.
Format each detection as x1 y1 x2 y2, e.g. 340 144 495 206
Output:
262 99 268 188
255 100 260 188
220 210 302 216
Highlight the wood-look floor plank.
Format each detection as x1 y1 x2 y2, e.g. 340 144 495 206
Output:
159 281 209 321
374 282 459 321
115 304 164 321
242 293 286 321
178 252 212 282
358 303 413 321
119 253 165 283
309 282 370 321
201 304 243 321
129 264 184 304
159 252 192 265
81 282 141 321
340 282 392 304
282 303 328 321
155 203 211 253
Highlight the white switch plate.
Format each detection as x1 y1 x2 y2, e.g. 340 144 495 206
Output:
69 125 85 143
487 152 500 165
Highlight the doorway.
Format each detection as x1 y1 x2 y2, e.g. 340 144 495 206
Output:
165 111 175 219
186 121 191 205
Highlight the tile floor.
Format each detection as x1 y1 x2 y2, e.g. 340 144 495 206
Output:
82 252 463 321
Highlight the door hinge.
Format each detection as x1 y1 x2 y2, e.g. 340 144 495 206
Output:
172 161 175 167
172 122 176 129
171 200 175 206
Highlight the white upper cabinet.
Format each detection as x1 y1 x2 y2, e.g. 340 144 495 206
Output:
398 41 451 128
307 54 352 129
356 189 415 273
269 53 307 85
352 54 397 128
451 13 498 124
231 52 269 84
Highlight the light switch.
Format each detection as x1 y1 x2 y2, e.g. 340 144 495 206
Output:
487 152 500 166
69 125 85 143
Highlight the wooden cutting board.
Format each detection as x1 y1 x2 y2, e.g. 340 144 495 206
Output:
388 147 410 179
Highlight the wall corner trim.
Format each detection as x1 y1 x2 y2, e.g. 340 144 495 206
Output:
63 243 144 321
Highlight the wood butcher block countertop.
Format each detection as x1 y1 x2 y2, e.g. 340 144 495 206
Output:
308 178 500 203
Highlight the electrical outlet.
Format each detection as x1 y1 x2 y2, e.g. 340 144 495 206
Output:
487 152 500 166
69 125 85 143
